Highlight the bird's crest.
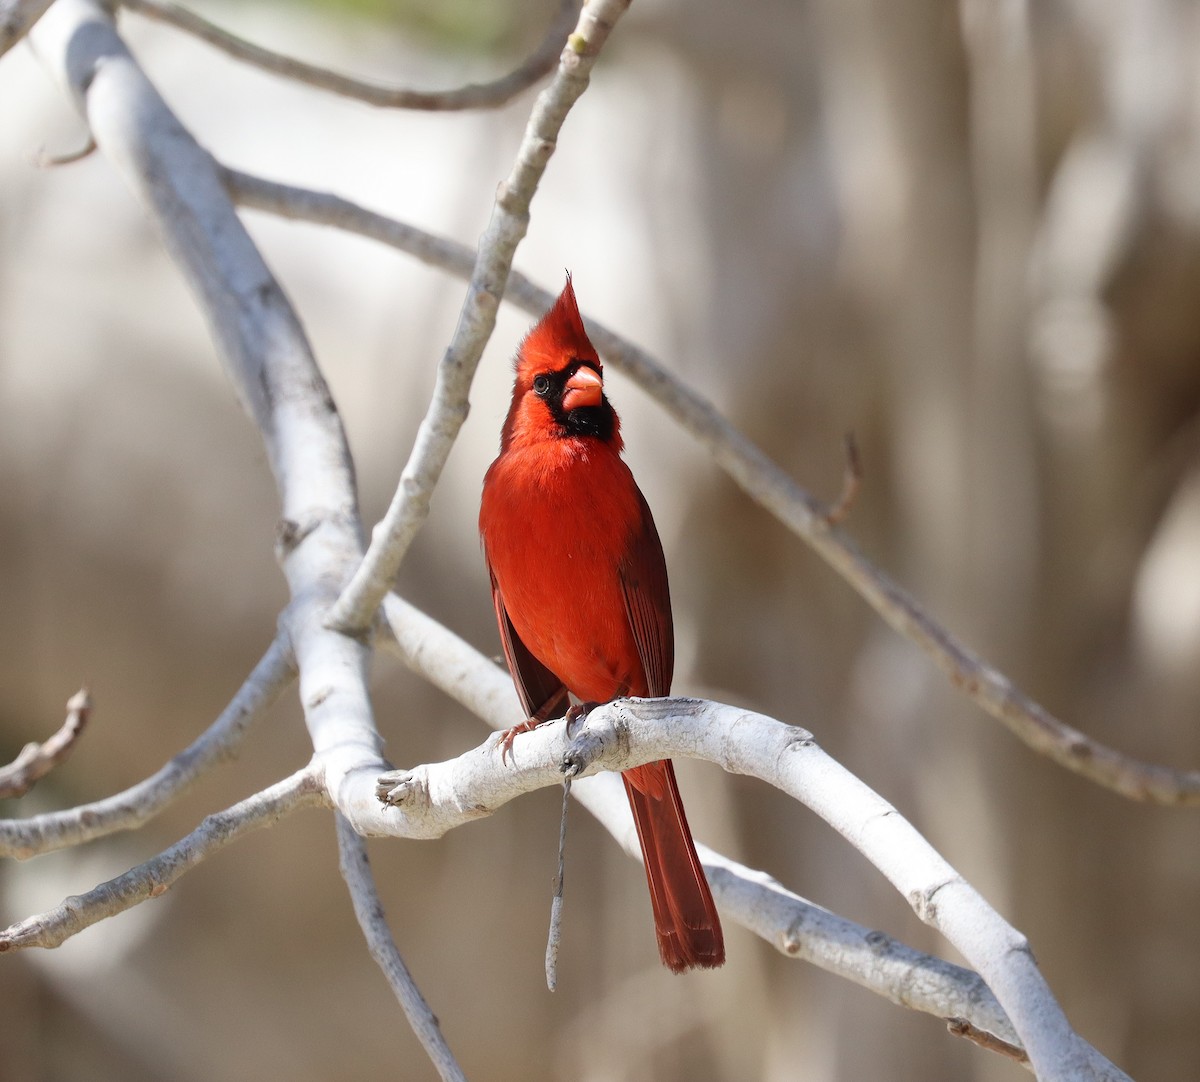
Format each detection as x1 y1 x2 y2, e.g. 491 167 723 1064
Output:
516 274 600 380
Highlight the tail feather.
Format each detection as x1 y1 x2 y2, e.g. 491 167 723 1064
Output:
622 760 725 973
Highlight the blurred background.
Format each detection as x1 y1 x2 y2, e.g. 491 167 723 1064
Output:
2 0 1200 1078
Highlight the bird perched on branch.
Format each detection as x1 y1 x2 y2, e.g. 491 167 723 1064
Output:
479 276 724 973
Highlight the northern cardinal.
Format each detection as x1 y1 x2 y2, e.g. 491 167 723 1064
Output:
479 277 724 973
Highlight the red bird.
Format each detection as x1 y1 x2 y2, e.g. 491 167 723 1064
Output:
479 278 724 973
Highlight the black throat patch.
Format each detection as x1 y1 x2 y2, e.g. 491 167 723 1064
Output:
536 360 615 442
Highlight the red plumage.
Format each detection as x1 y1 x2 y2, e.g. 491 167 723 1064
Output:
479 277 725 973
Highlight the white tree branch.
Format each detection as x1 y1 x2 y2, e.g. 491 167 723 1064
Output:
0 637 293 860
334 815 467 1082
371 693 1127 1082
118 0 578 111
697 849 1027 1064
32 0 389 830
222 171 1200 806
0 765 328 952
574 768 1031 1064
0 579 1124 1075
324 0 634 634
375 593 1124 1079
29 5 462 1069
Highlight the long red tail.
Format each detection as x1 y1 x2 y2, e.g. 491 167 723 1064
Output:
622 760 725 972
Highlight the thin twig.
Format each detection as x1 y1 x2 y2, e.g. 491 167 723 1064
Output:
324 0 634 635
0 689 92 800
0 766 328 951
222 171 1200 806
544 773 572 992
822 432 863 526
118 0 577 111
335 815 467 1082
32 135 97 166
948 1017 1032 1067
0 637 294 859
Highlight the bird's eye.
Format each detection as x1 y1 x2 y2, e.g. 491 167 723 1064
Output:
533 375 551 397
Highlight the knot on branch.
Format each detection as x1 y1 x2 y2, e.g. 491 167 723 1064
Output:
274 515 318 558
865 929 894 955
560 701 630 779
783 727 815 750
377 767 424 809
908 876 957 923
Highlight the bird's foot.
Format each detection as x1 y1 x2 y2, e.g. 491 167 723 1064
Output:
497 717 545 765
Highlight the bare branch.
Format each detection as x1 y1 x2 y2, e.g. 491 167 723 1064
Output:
0 766 327 952
371 692 1127 1081
544 774 571 991
543 323 1200 809
221 173 1200 806
0 689 92 800
821 432 863 527
32 0 387 837
24 79 492 1082
118 0 578 111
0 0 52 58
223 169 486 275
335 815 467 1082
0 637 293 860
947 1017 1031 1067
700 848 1024 1060
561 701 1127 1082
572 780 1035 1066
374 594 1119 1077
325 0 634 635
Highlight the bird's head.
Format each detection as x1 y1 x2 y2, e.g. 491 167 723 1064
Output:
502 276 621 450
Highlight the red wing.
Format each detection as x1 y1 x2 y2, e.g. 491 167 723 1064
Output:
486 561 569 722
619 490 674 699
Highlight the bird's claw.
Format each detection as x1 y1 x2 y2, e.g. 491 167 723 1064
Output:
564 701 597 737
496 717 542 765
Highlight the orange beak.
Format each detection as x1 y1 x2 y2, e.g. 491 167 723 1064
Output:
562 366 603 411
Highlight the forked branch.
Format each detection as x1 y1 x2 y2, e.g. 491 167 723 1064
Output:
374 593 1127 1081
0 766 327 951
370 693 1126 1082
222 169 1200 806
0 637 294 860
324 0 635 634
